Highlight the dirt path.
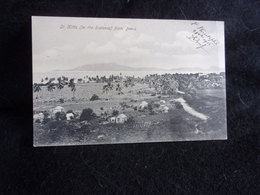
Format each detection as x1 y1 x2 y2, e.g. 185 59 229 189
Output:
175 98 208 120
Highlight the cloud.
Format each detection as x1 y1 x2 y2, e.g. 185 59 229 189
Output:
83 41 120 54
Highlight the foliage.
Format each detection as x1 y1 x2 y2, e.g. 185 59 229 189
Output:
90 94 99 101
47 120 67 131
66 110 74 114
59 98 65 103
112 110 119 116
175 102 183 109
33 83 41 93
126 116 135 124
80 108 96 121
147 103 155 115
55 111 67 121
47 82 56 92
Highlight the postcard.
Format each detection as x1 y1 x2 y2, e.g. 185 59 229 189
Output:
32 16 227 146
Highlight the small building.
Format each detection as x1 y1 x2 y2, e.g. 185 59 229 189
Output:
160 100 166 104
109 117 116 123
66 113 74 120
53 106 65 114
139 101 148 110
33 113 44 123
116 114 128 124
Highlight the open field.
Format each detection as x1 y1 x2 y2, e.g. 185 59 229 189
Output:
33 82 227 146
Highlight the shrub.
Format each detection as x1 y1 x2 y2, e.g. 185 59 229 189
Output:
184 93 193 102
133 106 138 111
154 102 160 108
120 102 127 108
35 119 41 123
80 108 96 121
55 111 67 120
66 110 74 114
47 120 67 131
147 103 154 114
59 98 65 103
126 116 135 124
175 102 183 109
112 110 119 116
90 94 99 101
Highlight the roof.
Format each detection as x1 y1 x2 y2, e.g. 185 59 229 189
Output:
117 114 127 118
54 106 64 110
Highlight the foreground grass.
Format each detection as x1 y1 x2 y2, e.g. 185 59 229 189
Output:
34 89 227 146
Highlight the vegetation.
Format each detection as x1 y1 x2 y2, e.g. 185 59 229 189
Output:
80 108 96 121
33 72 226 145
112 110 119 116
90 94 99 101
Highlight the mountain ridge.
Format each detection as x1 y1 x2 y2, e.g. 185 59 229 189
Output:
55 63 222 72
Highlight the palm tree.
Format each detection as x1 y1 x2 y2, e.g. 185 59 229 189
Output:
47 82 56 100
103 82 114 98
115 83 123 95
57 77 64 90
33 83 41 101
68 78 76 99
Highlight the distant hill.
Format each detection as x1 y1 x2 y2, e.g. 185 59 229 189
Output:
57 63 222 72
69 63 168 71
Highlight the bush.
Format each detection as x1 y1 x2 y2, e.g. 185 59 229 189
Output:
184 93 193 102
35 119 41 123
133 106 138 111
112 110 119 116
55 111 67 121
175 102 183 109
126 116 135 124
80 108 96 121
59 98 65 103
66 110 74 114
120 102 127 108
90 94 99 101
47 120 67 131
148 103 154 114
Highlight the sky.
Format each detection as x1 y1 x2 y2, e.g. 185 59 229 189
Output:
32 16 225 72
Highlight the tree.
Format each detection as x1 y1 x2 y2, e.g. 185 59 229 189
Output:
57 77 64 90
47 83 55 91
115 83 123 95
112 110 119 116
80 108 96 121
68 78 76 99
102 82 114 97
33 83 41 100
47 82 56 99
90 94 99 101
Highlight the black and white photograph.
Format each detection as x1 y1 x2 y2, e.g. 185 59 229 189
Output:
32 16 227 146
2 0 259 193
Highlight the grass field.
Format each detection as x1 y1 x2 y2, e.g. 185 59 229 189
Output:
33 84 227 146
